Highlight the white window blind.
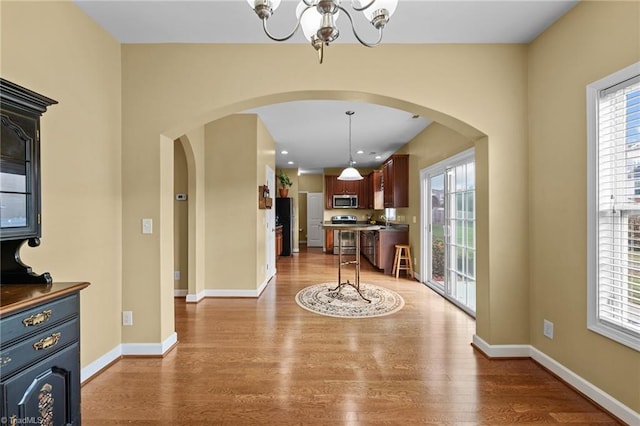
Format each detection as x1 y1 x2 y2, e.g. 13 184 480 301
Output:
594 71 640 349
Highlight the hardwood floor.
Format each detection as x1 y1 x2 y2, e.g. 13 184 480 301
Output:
82 247 621 425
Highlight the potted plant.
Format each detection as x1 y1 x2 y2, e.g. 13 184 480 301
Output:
278 171 293 197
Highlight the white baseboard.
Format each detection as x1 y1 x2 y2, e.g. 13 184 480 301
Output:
186 290 205 303
81 344 122 383
81 333 178 383
121 332 178 357
472 335 531 357
413 272 422 282
473 335 639 425
174 289 187 297
530 347 639 426
182 278 272 302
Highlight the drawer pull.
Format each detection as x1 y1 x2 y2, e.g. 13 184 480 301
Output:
33 332 61 350
1 356 11 366
22 309 52 327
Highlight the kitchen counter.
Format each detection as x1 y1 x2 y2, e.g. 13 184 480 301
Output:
322 223 381 231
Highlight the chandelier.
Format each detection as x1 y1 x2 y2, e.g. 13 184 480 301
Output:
338 111 363 181
247 0 399 63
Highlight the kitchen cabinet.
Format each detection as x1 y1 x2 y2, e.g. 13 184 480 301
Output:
376 229 409 274
0 282 89 426
382 154 409 208
368 170 383 210
325 228 334 253
275 225 283 257
324 175 366 209
360 173 369 209
361 228 409 275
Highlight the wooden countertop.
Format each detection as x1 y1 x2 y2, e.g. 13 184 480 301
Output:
0 282 90 316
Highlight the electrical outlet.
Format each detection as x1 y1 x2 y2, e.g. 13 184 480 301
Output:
543 319 554 339
122 311 133 326
174 270 181 280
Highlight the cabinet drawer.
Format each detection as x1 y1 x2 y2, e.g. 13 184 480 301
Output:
1 342 79 425
0 294 78 346
0 318 79 379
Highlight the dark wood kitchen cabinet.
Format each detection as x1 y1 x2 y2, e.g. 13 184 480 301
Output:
375 229 409 275
325 175 365 209
368 170 383 210
382 154 409 208
0 282 89 426
325 228 334 253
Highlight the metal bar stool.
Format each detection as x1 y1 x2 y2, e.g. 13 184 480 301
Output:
392 244 414 279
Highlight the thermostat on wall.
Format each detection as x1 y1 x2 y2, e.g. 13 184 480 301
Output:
176 193 187 201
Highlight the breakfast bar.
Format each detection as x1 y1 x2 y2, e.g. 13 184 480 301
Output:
323 222 380 302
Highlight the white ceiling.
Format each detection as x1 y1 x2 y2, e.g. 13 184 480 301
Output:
73 0 578 173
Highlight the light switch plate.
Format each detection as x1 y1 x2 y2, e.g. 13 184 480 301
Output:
142 218 153 234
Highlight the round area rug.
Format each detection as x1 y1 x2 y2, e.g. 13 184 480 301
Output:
295 282 404 318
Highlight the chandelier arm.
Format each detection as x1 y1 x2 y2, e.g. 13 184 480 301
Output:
301 0 316 6
337 6 384 48
261 6 311 43
351 0 376 12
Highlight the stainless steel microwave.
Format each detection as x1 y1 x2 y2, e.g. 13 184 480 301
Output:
333 194 358 209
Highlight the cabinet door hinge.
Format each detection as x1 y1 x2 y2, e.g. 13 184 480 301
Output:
36 129 40 141
38 214 41 224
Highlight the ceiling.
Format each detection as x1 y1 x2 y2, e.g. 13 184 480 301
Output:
73 0 578 173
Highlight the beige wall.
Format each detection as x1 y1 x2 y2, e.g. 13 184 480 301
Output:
299 174 324 193
1 1 123 366
174 141 188 290
204 114 275 290
528 1 640 409
179 127 206 300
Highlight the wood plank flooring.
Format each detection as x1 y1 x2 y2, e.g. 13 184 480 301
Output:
82 247 621 425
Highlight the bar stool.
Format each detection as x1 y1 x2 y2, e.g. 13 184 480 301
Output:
392 244 414 279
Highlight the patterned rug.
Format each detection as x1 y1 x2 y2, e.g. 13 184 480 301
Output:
295 282 405 318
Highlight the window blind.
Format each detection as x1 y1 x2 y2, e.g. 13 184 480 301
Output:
597 76 640 337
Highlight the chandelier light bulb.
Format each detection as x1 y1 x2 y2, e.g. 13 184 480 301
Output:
246 0 282 12
356 0 398 21
296 2 321 42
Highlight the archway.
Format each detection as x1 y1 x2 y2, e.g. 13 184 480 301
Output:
161 90 488 347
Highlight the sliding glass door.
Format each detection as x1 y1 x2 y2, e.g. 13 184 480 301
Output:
421 150 476 316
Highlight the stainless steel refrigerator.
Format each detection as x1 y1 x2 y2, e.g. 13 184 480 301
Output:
276 197 293 256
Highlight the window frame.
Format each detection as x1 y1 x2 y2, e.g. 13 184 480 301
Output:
587 61 640 352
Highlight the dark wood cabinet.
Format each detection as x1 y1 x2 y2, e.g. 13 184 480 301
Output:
368 170 383 210
0 282 89 426
325 175 367 209
275 226 283 257
376 229 409 275
0 79 57 284
382 154 409 208
325 228 334 253
324 175 334 209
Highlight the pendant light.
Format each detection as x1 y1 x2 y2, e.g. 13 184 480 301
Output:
338 110 363 181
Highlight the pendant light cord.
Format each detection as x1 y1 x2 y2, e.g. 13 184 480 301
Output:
347 110 355 166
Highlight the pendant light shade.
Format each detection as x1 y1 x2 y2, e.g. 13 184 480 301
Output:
338 111 363 181
338 166 363 181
